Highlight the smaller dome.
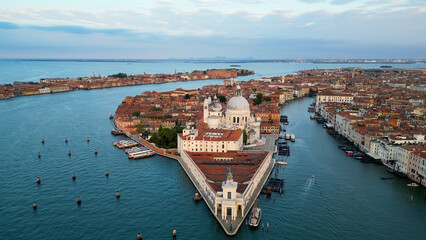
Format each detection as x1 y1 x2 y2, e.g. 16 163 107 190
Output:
209 102 222 112
227 96 250 111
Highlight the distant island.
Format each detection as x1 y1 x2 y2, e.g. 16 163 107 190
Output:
5 58 425 64
0 69 254 100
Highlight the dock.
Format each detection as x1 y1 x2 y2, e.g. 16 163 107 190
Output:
262 178 284 194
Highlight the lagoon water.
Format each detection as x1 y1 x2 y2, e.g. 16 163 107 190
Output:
0 60 425 239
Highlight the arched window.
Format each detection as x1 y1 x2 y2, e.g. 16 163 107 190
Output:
237 117 240 123
233 117 236 123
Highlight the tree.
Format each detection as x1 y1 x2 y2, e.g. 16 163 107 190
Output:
109 72 128 78
150 133 158 144
264 96 271 102
243 130 247 144
136 123 144 133
184 94 192 99
252 88 257 92
148 126 184 149
253 98 261 105
132 110 141 117
152 107 163 111
253 93 263 105
218 95 227 103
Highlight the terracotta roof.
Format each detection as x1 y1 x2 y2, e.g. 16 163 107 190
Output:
186 151 269 193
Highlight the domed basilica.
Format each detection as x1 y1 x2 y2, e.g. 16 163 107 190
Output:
203 86 261 145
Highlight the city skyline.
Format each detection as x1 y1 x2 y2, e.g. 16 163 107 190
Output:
0 0 425 59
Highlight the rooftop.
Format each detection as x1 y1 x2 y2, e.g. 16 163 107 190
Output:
186 151 269 193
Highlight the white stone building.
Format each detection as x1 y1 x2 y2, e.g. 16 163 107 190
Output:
203 86 261 145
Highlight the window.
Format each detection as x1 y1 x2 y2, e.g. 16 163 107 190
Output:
228 192 231 199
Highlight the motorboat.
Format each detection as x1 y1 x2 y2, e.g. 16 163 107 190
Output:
407 183 419 187
285 134 291 140
249 207 261 229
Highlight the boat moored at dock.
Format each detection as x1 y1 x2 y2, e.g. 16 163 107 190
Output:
290 134 295 142
125 146 150 154
285 134 291 140
113 140 138 149
128 150 155 159
249 207 262 229
407 183 419 187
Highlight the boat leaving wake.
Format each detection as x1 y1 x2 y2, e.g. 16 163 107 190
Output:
304 176 315 192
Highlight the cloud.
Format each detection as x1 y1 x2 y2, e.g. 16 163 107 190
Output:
0 22 19 29
329 0 354 5
303 22 314 27
296 0 324 3
0 4 425 58
0 21 132 35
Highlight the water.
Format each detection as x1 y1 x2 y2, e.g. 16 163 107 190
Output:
1 59 425 84
0 61 425 239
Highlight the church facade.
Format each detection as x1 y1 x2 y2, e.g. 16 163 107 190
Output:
203 86 261 145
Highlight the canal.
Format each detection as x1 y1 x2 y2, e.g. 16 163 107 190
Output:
0 79 425 239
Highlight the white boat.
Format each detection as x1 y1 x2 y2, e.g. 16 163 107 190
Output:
249 207 261 229
291 134 295 142
285 134 291 140
277 161 287 165
130 151 155 159
126 147 149 154
407 183 419 187
128 150 151 158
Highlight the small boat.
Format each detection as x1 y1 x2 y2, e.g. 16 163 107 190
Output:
111 129 123 135
316 118 325 124
285 134 291 140
129 150 155 159
380 177 394 180
407 183 419 187
277 161 287 165
310 115 316 119
194 193 203 201
109 113 114 119
249 207 261 229
290 134 295 142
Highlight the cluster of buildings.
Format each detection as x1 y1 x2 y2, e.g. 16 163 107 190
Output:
114 76 313 135
0 69 253 100
313 68 425 186
113 67 425 234
115 76 314 234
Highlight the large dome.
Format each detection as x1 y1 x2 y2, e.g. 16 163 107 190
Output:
227 96 250 111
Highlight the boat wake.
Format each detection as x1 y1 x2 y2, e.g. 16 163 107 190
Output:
304 176 315 192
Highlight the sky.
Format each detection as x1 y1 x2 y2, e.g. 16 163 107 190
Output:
0 0 425 59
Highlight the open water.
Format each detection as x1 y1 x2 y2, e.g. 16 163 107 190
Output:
0 60 425 239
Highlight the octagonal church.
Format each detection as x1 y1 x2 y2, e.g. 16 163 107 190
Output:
203 86 261 145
